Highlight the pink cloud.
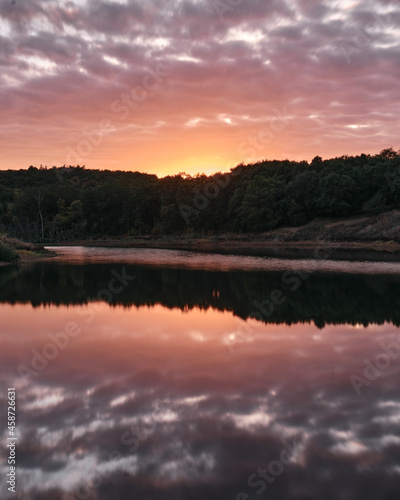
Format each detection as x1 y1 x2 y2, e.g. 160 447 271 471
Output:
0 0 399 173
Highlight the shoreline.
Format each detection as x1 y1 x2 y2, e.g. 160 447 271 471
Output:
0 240 56 266
4 209 400 264
54 237 400 250
46 209 400 260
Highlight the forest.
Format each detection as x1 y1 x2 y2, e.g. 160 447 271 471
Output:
0 148 399 242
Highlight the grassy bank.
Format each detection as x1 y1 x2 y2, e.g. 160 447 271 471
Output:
0 235 55 264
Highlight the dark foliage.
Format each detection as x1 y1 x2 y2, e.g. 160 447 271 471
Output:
0 149 399 242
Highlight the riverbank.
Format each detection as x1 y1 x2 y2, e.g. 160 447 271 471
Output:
58 236 400 252
0 236 55 264
52 210 400 262
6 209 400 263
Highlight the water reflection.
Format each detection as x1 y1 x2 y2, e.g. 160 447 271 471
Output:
1 251 400 327
0 249 399 499
45 246 400 273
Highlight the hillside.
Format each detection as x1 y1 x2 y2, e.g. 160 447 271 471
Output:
257 209 400 244
0 149 400 245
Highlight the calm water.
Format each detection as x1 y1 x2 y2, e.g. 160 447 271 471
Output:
1 247 400 500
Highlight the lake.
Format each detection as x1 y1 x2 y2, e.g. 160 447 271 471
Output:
1 247 400 499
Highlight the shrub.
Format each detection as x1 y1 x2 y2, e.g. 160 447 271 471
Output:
0 242 19 262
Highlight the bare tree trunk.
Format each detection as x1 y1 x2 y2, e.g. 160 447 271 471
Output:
35 192 44 241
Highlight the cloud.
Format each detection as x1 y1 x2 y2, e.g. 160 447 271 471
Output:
0 0 399 173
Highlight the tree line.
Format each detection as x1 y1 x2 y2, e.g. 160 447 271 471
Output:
0 148 399 242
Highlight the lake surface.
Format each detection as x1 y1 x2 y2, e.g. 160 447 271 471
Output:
1 247 400 499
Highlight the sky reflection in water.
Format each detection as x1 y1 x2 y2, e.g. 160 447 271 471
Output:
0 249 400 499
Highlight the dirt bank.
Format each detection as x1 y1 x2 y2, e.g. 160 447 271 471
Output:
50 210 400 262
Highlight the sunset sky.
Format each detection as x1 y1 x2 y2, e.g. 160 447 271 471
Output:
0 0 398 176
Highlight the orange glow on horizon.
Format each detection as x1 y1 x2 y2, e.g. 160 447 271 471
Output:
1 1 398 176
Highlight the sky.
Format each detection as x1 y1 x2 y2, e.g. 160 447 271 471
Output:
0 0 399 176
